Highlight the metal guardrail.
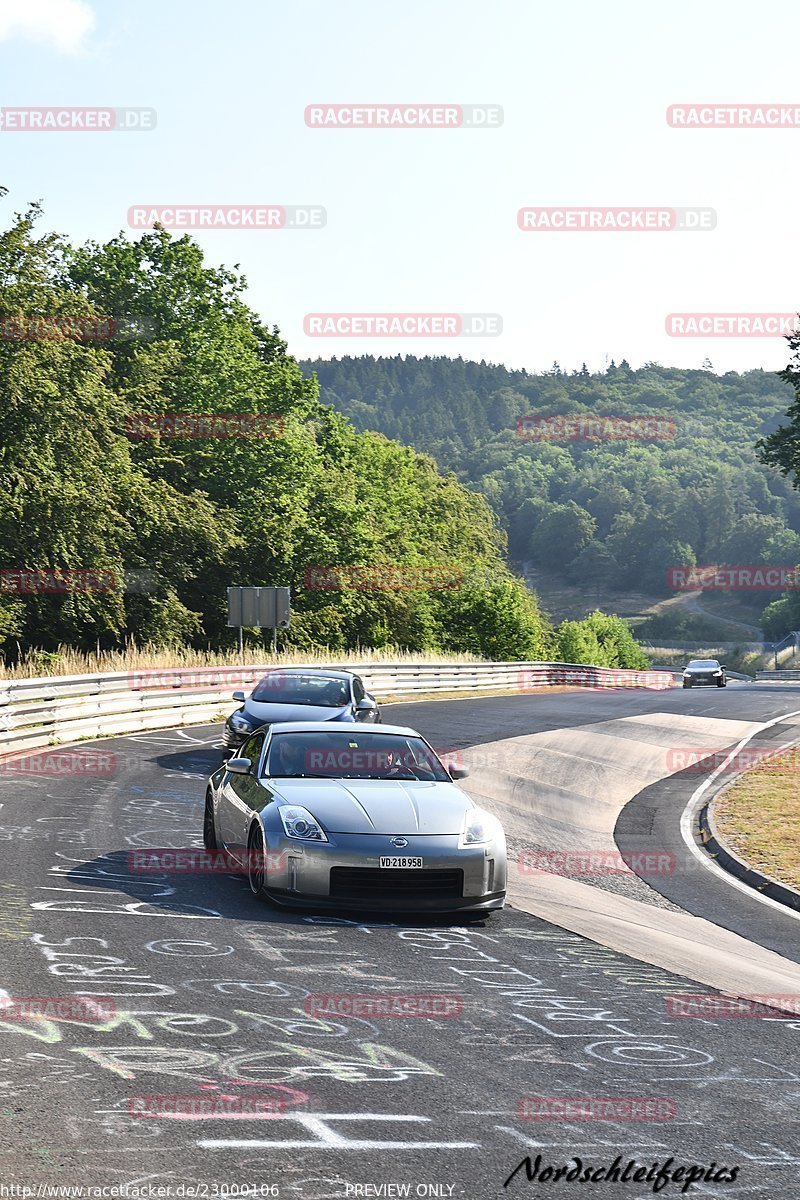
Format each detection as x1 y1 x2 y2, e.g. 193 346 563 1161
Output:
0 661 675 758
755 670 800 680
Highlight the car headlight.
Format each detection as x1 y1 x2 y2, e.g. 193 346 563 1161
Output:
459 808 492 848
228 710 253 732
279 805 328 842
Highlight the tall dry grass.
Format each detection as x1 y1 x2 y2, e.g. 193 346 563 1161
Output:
0 643 482 680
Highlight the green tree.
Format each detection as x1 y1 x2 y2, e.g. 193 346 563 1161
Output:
528 502 596 566
0 203 231 649
718 514 785 565
557 610 648 668
758 327 800 480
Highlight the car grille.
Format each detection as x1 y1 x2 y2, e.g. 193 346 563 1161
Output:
329 866 464 901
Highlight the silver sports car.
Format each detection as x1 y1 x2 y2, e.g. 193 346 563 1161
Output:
204 722 507 913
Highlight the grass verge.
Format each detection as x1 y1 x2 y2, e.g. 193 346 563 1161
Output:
713 749 800 891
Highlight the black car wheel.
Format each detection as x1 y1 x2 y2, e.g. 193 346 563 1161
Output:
682 680 692 688
247 823 266 898
203 791 217 850
717 679 726 687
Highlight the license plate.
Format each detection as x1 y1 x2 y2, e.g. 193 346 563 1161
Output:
380 856 423 869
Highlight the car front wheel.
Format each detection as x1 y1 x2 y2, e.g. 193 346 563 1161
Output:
682 680 692 688
247 823 267 899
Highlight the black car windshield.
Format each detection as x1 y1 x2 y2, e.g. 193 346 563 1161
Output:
265 731 450 781
250 673 351 707
687 660 719 668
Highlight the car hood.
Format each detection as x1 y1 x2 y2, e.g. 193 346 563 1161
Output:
244 700 350 723
271 777 473 835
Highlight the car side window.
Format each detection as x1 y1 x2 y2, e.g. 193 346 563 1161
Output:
353 677 365 703
240 731 265 772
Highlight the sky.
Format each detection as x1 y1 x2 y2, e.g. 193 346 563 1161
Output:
1 0 799 376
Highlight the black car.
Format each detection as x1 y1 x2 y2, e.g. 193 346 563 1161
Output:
223 668 381 751
681 659 727 688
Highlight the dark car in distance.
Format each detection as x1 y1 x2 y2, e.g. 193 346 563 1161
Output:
682 659 727 688
223 668 381 752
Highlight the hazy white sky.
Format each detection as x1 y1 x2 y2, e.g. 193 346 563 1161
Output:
2 0 799 375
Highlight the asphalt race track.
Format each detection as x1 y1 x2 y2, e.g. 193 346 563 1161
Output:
2 683 800 1197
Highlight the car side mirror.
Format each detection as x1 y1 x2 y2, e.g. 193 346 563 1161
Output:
356 698 376 712
720 665 727 671
448 763 470 780
232 690 246 702
227 757 251 775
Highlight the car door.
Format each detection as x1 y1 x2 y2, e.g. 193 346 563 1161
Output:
220 731 265 861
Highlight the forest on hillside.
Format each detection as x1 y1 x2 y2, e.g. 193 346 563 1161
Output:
303 356 800 604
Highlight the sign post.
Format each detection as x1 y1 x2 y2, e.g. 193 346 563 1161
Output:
227 586 291 656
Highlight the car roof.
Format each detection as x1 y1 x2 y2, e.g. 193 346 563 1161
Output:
265 721 418 736
255 668 355 680
687 659 719 665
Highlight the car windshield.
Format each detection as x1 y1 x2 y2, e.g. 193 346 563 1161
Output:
250 673 351 707
264 731 450 781
687 660 719 668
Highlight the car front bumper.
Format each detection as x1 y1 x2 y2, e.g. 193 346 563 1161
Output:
261 830 507 912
